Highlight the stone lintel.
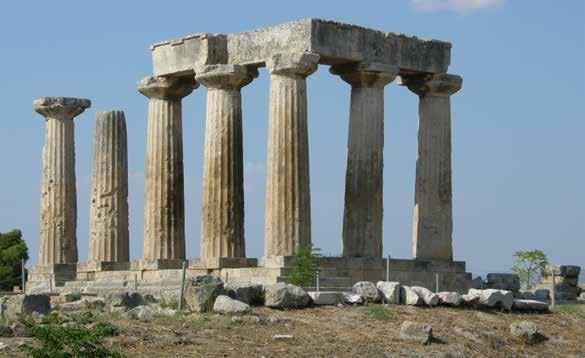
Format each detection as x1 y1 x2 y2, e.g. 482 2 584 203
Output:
77 261 131 272
188 257 258 270
34 97 91 120
152 18 451 77
131 259 185 271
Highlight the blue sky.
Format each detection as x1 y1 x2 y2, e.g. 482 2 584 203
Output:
0 1 583 278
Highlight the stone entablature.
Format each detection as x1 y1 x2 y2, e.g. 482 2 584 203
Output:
150 18 451 77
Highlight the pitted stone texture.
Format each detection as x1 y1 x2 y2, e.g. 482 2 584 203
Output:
468 288 513 310
410 286 440 306
330 64 398 257
400 286 422 306
183 275 225 313
264 53 319 256
138 77 194 260
89 111 129 263
308 291 344 305
213 295 252 314
0 295 50 322
403 74 462 261
196 65 257 258
399 321 433 345
225 282 263 305
35 97 90 265
486 273 520 292
376 281 400 304
352 281 382 303
437 291 461 306
264 283 311 308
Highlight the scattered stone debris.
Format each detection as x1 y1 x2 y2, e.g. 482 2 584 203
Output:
399 321 433 345
213 295 252 314
510 320 544 344
512 299 549 311
272 334 294 340
376 281 400 304
183 275 225 313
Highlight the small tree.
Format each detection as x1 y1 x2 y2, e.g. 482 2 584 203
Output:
511 250 548 289
0 229 29 291
286 244 321 287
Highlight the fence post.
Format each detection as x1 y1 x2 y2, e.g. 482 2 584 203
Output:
316 270 320 292
435 273 439 293
386 255 390 282
21 259 26 293
178 260 187 312
48 274 53 293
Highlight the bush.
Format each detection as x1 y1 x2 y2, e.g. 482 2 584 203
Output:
511 250 548 289
286 244 321 287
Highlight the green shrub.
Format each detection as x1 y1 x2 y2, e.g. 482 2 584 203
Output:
0 229 29 291
286 244 321 287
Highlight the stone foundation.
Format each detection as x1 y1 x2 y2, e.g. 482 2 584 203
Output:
27 256 471 295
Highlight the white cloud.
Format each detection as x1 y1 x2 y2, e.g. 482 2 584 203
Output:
410 0 505 14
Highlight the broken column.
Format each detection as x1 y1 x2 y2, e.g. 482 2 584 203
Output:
88 110 129 263
196 65 258 258
264 52 319 256
138 76 194 262
330 63 398 257
403 73 462 261
34 97 91 265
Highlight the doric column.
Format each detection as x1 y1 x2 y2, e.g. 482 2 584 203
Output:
34 97 91 265
403 73 462 261
88 110 129 263
138 76 194 260
264 52 320 256
330 63 398 257
196 65 258 258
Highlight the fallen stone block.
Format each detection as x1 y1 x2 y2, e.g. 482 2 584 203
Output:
264 283 311 308
183 274 225 313
410 286 439 306
468 289 513 310
461 293 479 306
102 292 144 310
510 320 543 344
437 292 461 306
352 281 381 303
124 305 154 321
213 295 251 314
399 321 433 345
0 294 51 322
376 281 400 304
342 292 364 305
512 299 549 311
272 334 294 340
520 289 549 302
57 297 106 312
308 291 344 305
400 286 422 306
225 282 263 305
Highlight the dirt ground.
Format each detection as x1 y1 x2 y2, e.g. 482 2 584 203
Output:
3 304 584 357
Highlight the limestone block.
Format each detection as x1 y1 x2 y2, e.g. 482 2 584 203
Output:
410 286 439 306
376 281 400 304
461 293 479 306
437 291 461 306
213 295 252 314
124 305 155 321
183 275 225 313
399 321 433 345
225 282 263 305
0 295 50 322
486 273 520 292
543 264 580 278
468 289 513 310
510 321 542 344
308 291 344 305
56 297 105 312
352 281 382 303
400 286 422 306
342 292 364 305
264 283 311 308
512 299 549 311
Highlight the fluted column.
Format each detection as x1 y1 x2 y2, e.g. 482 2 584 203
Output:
330 63 398 257
196 65 258 258
138 76 194 261
264 52 319 257
88 111 129 262
403 73 462 261
34 97 91 265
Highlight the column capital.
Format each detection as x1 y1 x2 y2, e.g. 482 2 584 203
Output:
402 73 462 97
330 62 399 88
137 76 196 100
195 64 259 90
266 52 320 77
33 97 91 120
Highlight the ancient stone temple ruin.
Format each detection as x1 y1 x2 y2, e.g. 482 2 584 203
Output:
27 19 471 294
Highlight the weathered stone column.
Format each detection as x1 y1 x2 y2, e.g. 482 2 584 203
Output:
138 76 194 261
403 73 462 261
34 97 91 265
264 52 319 257
196 65 258 258
330 63 398 257
88 111 129 263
